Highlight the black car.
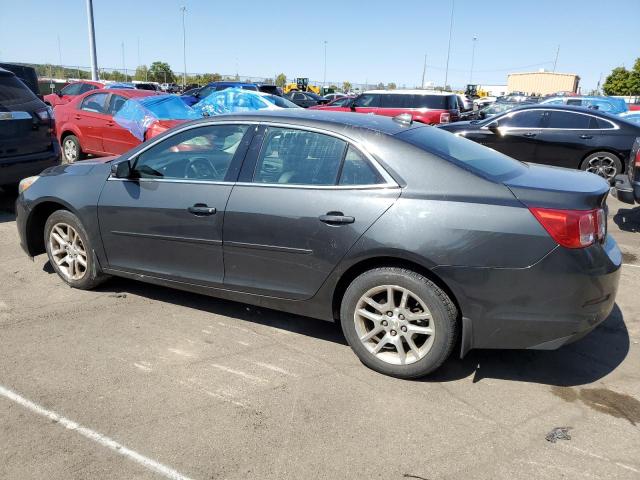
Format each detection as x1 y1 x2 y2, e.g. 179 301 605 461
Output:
16 111 621 379
257 84 282 96
613 138 640 204
0 68 60 189
439 105 640 182
284 91 327 108
0 63 40 97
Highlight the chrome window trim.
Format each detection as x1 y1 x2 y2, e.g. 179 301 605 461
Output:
107 177 235 185
232 182 399 191
111 118 398 188
482 108 619 131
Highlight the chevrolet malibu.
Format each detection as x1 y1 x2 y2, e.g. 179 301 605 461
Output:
15 111 621 379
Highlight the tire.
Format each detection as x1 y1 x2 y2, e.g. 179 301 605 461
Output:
61 135 83 164
580 151 622 184
44 210 107 290
340 267 458 379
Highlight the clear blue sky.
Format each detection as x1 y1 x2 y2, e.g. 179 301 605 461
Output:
0 0 638 90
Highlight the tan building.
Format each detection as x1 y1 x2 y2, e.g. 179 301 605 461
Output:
507 71 580 95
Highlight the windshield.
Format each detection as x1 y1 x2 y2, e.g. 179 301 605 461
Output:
398 126 527 181
263 95 300 108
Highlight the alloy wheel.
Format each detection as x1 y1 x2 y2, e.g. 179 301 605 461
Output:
585 155 617 180
63 139 78 163
354 285 435 365
49 223 88 281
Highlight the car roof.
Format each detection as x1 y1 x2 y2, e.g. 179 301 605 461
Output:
495 103 627 120
88 88 159 98
179 109 419 137
364 89 454 96
0 67 14 76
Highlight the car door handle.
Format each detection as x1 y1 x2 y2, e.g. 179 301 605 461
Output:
522 132 537 137
74 114 81 120
106 121 115 127
579 134 593 139
319 212 355 225
188 204 217 216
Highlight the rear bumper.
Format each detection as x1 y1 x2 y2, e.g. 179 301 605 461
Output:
0 144 61 186
611 173 640 205
435 235 622 353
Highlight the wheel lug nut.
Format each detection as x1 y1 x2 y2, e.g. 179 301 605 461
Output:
390 330 397 336
386 311 393 317
398 314 405 320
401 326 407 332
382 320 388 327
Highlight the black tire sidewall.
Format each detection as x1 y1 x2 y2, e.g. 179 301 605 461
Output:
44 210 100 289
340 268 457 379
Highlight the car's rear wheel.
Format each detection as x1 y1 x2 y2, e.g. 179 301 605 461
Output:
62 135 83 164
580 151 622 183
44 210 107 289
340 267 457 379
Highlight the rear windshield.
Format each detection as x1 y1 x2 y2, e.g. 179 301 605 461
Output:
379 94 457 110
397 126 527 181
0 74 39 110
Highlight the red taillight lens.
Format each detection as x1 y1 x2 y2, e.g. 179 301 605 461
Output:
634 148 640 167
439 112 450 124
529 207 605 249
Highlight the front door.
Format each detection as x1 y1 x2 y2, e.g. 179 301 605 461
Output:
351 93 380 115
98 123 254 286
101 94 141 155
76 92 111 153
223 126 400 300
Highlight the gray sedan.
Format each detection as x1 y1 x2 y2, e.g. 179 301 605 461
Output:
15 110 621 378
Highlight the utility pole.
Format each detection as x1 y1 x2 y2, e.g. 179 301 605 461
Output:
137 36 140 67
553 45 560 72
444 0 455 90
323 40 328 89
57 35 62 67
181 6 187 89
121 42 126 81
421 53 427 88
85 0 99 81
469 36 477 83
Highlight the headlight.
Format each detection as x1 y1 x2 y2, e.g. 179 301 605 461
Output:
18 176 39 194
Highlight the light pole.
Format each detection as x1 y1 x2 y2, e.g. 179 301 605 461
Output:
85 0 99 80
323 40 327 90
469 36 477 84
444 0 455 90
181 6 187 89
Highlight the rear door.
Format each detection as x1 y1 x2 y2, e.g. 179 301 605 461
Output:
222 125 400 300
533 110 599 169
101 94 141 155
75 92 110 153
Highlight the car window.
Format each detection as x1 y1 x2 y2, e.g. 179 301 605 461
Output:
80 93 109 113
0 74 38 109
133 125 249 181
197 85 215 98
499 110 545 128
330 97 351 107
79 83 98 94
293 92 305 100
60 83 84 96
566 99 583 106
546 111 594 129
106 94 127 115
253 127 347 185
339 146 384 185
353 94 379 108
241 85 258 91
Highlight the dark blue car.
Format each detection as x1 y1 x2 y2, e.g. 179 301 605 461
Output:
180 82 259 106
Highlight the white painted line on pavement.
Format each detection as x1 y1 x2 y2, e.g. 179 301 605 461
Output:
623 263 640 268
0 384 195 480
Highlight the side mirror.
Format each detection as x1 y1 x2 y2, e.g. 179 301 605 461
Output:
57 92 63 97
111 160 131 178
350 102 357 111
487 121 499 132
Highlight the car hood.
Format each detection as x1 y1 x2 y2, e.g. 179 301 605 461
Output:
40 156 119 177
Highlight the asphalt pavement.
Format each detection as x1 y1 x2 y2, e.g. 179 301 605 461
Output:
0 188 639 480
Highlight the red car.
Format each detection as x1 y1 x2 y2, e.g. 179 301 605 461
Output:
56 89 183 163
309 90 459 124
44 80 104 108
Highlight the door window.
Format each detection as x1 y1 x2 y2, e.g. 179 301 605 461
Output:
80 93 109 113
353 94 380 108
499 110 545 128
546 111 595 129
79 83 98 94
253 127 347 185
292 92 306 101
60 83 84 96
106 94 127 115
330 97 352 107
339 146 384 185
133 124 250 180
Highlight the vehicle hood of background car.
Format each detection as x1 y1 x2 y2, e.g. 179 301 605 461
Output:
114 94 201 141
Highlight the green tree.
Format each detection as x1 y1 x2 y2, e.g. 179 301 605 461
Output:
376 82 385 89
387 82 397 90
629 58 640 95
134 65 148 81
148 61 175 83
342 81 352 93
275 73 287 87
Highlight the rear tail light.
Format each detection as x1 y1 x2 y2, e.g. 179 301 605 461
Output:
439 112 450 124
529 207 606 249
634 148 640 167
34 107 53 121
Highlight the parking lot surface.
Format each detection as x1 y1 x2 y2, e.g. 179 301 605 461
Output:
1 189 639 480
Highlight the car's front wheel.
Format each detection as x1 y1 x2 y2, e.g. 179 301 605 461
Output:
61 135 83 164
340 267 458 379
44 210 107 289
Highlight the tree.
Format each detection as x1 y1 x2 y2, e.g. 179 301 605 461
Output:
376 82 385 89
148 61 175 83
629 58 640 96
387 82 397 90
275 73 287 88
342 81 352 93
263 78 274 85
134 65 148 81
